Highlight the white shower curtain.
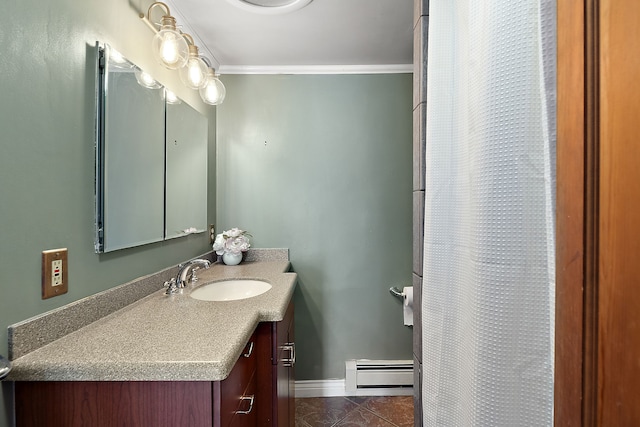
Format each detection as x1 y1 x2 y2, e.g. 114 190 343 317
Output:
421 1 556 426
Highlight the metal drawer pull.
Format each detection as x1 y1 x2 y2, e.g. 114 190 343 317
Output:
237 395 255 414
281 342 296 367
0 355 11 381
243 341 254 358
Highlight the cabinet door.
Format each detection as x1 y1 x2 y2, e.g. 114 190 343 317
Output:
255 322 275 426
274 301 295 427
15 381 213 427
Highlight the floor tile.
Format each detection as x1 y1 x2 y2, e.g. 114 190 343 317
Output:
334 407 397 426
296 397 359 426
344 396 371 406
295 395 415 427
295 418 312 427
361 396 415 426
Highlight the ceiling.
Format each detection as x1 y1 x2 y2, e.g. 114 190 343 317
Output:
164 0 414 74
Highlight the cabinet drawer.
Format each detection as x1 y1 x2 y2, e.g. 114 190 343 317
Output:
229 370 257 427
215 333 257 427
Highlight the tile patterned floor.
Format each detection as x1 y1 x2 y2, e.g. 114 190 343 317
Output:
295 396 414 427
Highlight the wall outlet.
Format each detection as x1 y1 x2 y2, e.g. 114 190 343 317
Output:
51 259 63 286
42 248 68 299
209 224 216 244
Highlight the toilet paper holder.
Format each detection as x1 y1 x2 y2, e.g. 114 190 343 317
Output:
391 286 414 327
389 286 404 299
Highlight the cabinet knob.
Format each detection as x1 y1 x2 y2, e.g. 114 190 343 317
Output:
281 342 296 367
237 395 255 414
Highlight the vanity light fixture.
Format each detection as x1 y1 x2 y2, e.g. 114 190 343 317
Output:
140 1 226 105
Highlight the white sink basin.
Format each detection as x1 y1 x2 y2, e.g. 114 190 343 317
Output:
190 279 272 301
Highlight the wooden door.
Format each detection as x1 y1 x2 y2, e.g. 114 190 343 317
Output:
597 0 640 423
556 0 640 425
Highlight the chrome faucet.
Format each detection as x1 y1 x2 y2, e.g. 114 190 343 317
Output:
164 258 211 295
177 258 211 287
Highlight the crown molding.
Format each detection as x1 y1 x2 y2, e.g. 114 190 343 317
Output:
217 64 413 75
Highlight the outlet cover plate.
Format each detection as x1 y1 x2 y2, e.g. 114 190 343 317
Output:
42 248 68 299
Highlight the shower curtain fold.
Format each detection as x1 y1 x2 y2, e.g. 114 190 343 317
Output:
421 1 556 426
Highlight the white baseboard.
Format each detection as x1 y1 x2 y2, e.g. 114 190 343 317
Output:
295 379 413 398
295 379 346 398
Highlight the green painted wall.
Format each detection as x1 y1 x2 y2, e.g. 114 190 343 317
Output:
217 74 414 381
0 1 216 425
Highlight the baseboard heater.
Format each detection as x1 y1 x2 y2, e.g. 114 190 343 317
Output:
345 359 414 396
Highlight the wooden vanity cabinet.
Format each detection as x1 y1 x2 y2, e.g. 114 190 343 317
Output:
14 302 295 427
209 299 295 427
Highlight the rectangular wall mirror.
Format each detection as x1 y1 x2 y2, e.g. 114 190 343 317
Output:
94 43 208 253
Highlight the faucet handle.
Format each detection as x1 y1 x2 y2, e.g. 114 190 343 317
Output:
191 267 200 283
163 278 178 295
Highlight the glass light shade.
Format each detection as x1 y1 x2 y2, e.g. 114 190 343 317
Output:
107 47 133 71
178 54 208 89
109 49 127 65
134 68 162 89
151 17 189 69
199 71 226 105
164 89 181 104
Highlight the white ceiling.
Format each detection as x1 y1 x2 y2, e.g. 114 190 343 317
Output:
164 0 414 74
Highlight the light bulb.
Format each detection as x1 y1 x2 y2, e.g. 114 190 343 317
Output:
164 89 181 104
106 46 133 70
188 61 204 86
109 49 126 64
199 70 226 105
140 72 155 86
160 34 180 64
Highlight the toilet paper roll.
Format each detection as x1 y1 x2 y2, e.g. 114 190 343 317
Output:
403 286 413 326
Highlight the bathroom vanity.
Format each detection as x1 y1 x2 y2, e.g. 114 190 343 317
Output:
8 256 296 427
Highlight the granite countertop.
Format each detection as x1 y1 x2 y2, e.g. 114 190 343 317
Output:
8 260 296 382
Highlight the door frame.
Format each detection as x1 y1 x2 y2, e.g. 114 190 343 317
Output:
555 0 599 425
